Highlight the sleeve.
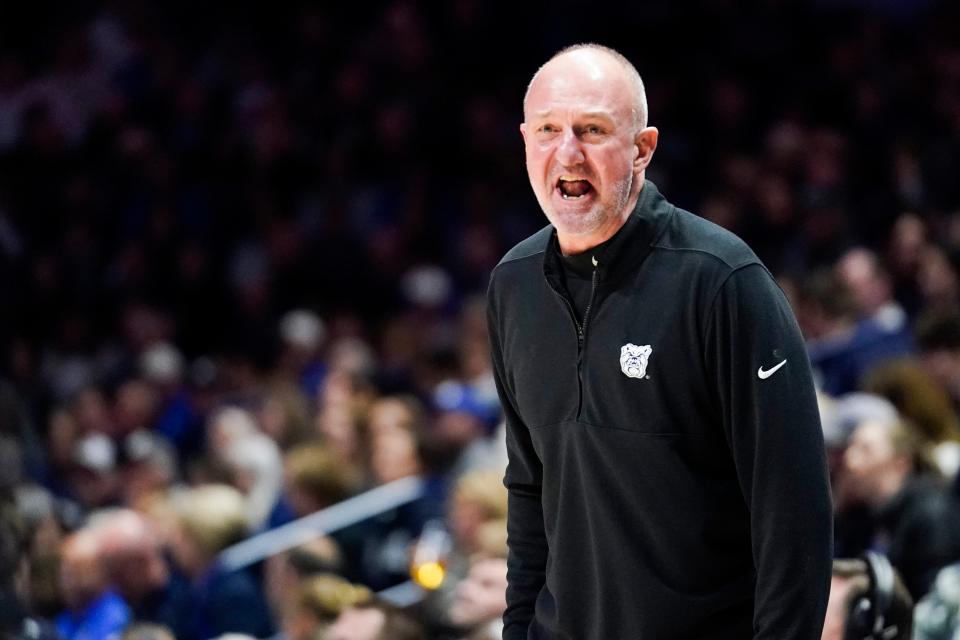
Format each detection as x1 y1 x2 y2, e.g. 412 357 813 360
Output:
487 278 548 640
704 263 834 640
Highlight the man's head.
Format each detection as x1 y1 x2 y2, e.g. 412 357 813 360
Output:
449 555 508 628
843 420 921 507
837 248 894 319
521 44 658 254
97 509 169 605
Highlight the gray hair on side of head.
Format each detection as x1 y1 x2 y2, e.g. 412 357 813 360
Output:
523 43 649 131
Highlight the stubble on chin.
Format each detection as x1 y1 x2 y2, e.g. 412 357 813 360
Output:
542 175 634 240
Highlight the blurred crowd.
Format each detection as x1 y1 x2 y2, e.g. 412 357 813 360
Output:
1 0 960 639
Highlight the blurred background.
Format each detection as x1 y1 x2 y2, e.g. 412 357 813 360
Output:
2 1 960 639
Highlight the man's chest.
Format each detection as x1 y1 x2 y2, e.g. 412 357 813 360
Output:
500 277 718 436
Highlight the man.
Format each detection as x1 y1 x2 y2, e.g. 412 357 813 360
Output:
487 44 833 639
56 529 131 640
96 510 191 640
842 418 960 599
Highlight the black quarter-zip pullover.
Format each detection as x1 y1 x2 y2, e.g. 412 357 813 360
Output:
487 181 833 640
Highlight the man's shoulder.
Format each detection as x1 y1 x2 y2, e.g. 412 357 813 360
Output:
493 224 553 272
653 206 760 272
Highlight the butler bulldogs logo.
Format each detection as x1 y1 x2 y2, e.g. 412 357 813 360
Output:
620 343 652 379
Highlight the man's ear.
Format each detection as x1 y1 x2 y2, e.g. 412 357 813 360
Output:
520 122 528 145
633 126 659 172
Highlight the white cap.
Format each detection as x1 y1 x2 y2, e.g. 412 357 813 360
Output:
280 309 325 350
141 341 185 384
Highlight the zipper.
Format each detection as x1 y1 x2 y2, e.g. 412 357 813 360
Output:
545 258 601 421
576 267 600 420
579 267 599 349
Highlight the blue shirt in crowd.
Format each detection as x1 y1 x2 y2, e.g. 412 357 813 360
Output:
55 590 130 640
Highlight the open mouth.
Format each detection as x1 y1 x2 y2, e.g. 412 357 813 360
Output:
556 176 594 200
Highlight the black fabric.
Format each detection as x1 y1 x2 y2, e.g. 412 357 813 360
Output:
558 228 619 322
487 181 833 640
130 573 193 640
876 475 960 600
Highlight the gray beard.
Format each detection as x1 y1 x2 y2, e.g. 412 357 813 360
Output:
543 173 634 238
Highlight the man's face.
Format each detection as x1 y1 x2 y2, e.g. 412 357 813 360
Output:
843 421 903 502
521 50 653 250
449 557 508 627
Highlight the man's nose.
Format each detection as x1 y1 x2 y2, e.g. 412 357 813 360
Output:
556 129 585 167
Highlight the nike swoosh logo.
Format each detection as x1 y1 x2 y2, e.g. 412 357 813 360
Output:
757 359 787 379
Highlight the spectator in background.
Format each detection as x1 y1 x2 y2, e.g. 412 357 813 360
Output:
837 248 910 338
447 554 508 640
116 431 179 511
430 381 502 480
254 381 311 452
863 359 960 477
264 443 353 579
917 244 960 314
916 310 960 412
264 540 346 634
167 484 274 640
278 443 355 520
842 418 960 599
324 600 425 640
67 433 120 511
275 309 328 402
222 434 282 532
56 529 130 640
281 573 370 640
802 268 913 395
0 498 61 640
446 471 508 559
140 342 201 457
314 367 372 486
96 509 191 639
206 407 283 531
416 470 507 635
357 395 446 590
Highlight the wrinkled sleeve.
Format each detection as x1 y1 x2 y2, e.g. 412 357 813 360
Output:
704 263 833 640
488 275 547 640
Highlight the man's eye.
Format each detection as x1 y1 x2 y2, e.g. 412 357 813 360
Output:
585 125 603 135
539 125 557 134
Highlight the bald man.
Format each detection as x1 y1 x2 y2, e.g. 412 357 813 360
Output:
56 529 131 640
97 510 191 639
487 44 833 639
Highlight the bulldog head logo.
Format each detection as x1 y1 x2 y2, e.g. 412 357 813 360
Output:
620 344 652 379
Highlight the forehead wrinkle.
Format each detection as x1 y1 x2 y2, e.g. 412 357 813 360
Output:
531 108 615 119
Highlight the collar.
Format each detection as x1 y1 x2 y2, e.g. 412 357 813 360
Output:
543 180 674 287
